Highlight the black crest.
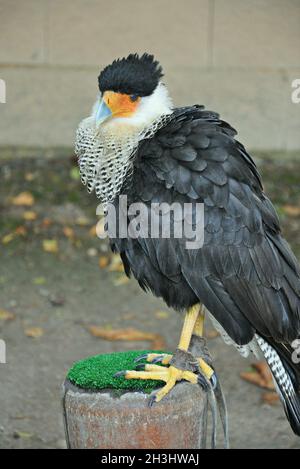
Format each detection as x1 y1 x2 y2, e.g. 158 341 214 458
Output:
98 53 164 97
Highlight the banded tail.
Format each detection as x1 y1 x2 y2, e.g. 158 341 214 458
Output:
256 334 300 436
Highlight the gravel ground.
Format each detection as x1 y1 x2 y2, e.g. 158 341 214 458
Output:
0 154 299 449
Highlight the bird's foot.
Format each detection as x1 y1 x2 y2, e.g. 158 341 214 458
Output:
134 340 216 389
115 349 216 405
115 361 198 405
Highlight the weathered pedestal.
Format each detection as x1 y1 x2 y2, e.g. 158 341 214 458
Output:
62 380 208 449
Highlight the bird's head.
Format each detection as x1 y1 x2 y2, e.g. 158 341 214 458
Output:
94 53 173 129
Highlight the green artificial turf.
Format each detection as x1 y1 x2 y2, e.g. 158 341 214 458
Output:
67 350 169 393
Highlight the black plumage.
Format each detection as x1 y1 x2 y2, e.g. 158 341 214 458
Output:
111 106 300 341
109 105 300 434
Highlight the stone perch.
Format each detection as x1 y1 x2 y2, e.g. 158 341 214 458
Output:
62 351 208 449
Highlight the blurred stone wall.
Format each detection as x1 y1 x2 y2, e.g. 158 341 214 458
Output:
0 0 299 153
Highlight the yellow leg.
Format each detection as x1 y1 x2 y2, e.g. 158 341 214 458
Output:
116 304 200 402
133 304 215 384
177 303 200 351
154 304 200 402
191 305 215 380
138 304 205 366
193 304 205 336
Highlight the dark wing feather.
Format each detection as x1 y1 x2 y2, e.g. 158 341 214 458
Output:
112 106 300 345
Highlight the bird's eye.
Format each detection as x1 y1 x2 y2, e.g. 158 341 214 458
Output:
130 94 139 102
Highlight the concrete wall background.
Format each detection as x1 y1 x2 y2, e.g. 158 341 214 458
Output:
0 0 299 152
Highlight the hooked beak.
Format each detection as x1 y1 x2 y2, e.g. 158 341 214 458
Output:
95 98 112 125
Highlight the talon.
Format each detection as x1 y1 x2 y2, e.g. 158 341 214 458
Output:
114 370 127 378
210 372 218 390
152 356 164 364
194 357 217 390
134 352 173 365
119 363 198 402
148 395 156 407
134 354 148 363
135 363 146 371
198 373 209 391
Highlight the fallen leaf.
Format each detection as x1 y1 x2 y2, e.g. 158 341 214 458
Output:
100 323 114 330
41 218 52 228
87 326 165 349
240 361 275 390
10 415 32 420
87 247 98 257
2 233 15 244
24 327 44 338
49 294 65 307
0 309 15 321
75 216 90 226
42 239 58 254
99 255 110 269
154 310 170 319
23 211 37 221
89 225 97 237
8 300 17 308
108 254 124 272
121 313 136 320
252 361 274 386
32 277 46 285
262 392 279 405
282 205 300 217
63 226 75 239
240 371 265 388
70 167 80 181
24 172 35 182
205 329 220 339
13 431 34 439
15 226 27 236
11 191 34 206
99 244 109 253
113 275 129 286
38 288 50 297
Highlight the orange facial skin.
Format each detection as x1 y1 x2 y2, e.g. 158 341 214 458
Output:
103 91 141 118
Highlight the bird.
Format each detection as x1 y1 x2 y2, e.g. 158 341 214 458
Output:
75 52 300 437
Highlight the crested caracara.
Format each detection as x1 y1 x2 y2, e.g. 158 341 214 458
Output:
76 53 300 436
